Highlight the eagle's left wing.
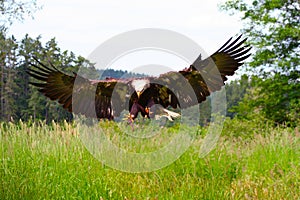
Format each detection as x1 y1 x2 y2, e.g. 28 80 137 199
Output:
137 35 251 109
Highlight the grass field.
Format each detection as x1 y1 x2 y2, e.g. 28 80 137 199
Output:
1 118 299 199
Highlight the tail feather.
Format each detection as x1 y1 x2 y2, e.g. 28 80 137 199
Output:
155 108 180 121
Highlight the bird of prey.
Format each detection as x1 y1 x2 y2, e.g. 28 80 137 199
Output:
28 35 251 123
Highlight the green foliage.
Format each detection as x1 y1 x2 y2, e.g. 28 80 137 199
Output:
229 74 300 126
225 75 251 118
0 32 18 121
253 73 300 125
0 120 299 199
0 32 80 122
220 0 300 126
220 0 299 73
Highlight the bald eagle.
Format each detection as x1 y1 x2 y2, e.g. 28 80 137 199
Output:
28 35 251 122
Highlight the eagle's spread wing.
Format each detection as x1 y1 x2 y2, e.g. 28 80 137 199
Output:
28 58 130 119
28 35 251 120
137 35 251 109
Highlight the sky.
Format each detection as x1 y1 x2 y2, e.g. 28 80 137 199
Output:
9 0 244 75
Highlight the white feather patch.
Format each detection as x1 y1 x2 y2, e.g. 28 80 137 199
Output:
131 79 150 92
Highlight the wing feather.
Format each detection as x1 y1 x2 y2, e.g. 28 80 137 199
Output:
28 59 130 119
138 35 251 109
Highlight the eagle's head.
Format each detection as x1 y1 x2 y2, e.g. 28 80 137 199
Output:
131 79 150 98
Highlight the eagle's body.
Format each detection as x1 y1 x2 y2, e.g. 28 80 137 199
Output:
28 35 251 122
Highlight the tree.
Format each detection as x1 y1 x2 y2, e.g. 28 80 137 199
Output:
0 0 39 30
20 36 83 123
220 0 300 126
225 75 250 118
221 0 299 75
0 32 19 121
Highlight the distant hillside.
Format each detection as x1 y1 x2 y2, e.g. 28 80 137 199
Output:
98 69 147 79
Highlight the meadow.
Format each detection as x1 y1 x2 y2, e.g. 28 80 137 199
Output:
1 118 299 199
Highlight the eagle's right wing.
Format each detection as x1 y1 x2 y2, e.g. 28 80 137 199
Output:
28 58 130 119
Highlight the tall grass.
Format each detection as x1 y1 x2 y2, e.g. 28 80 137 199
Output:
0 119 299 199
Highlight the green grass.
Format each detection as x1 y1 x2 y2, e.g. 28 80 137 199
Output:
0 119 299 199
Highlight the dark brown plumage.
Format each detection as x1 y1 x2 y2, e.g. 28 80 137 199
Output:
28 35 251 121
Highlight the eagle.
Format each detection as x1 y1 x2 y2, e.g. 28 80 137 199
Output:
28 35 251 123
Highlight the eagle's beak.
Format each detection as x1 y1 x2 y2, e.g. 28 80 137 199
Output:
137 91 141 98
